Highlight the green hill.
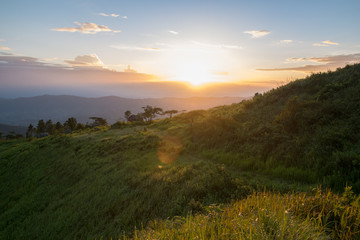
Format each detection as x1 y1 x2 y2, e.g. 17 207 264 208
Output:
1 64 360 239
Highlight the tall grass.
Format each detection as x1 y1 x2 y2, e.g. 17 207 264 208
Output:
131 187 360 239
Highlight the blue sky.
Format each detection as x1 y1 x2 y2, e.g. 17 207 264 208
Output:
1 0 360 97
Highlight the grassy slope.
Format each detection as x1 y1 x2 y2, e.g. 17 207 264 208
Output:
1 64 360 239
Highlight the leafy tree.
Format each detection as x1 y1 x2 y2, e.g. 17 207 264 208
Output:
89 117 108 127
141 105 163 122
76 123 85 130
163 110 179 118
124 110 132 121
45 120 56 135
26 124 35 138
55 122 63 133
0 132 3 140
64 117 77 131
36 120 46 134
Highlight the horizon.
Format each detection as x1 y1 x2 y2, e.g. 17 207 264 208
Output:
1 0 360 98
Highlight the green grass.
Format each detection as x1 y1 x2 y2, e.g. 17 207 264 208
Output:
131 187 360 240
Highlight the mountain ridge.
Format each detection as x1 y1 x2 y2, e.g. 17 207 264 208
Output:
0 95 245 126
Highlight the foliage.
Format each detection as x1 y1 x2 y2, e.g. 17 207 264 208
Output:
89 117 108 127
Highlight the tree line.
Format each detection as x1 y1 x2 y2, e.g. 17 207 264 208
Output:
16 105 180 140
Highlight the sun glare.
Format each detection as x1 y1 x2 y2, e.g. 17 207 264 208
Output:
176 62 215 86
165 45 229 86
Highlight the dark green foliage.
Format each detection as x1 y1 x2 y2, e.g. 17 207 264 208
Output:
89 117 108 127
64 117 77 131
36 119 46 134
141 105 163 122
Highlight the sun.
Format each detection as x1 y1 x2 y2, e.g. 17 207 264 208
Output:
165 46 228 86
175 61 215 86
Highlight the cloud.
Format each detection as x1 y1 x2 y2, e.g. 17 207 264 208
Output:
280 40 293 44
0 55 62 69
0 39 5 42
99 13 119 17
0 46 11 50
286 57 307 62
322 40 339 45
191 41 242 50
64 54 106 69
52 22 120 34
0 52 14 56
244 30 270 38
313 40 339 47
111 45 163 51
169 30 179 35
258 53 360 73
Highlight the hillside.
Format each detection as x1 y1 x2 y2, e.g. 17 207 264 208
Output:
0 95 245 126
1 64 360 239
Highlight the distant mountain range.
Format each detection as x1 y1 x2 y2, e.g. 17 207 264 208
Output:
0 95 245 127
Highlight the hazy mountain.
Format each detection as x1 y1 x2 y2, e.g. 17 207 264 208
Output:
0 124 27 136
0 95 245 126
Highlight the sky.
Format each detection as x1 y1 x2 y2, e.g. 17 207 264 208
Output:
1 0 360 98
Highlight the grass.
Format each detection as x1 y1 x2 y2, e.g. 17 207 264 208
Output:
131 187 360 240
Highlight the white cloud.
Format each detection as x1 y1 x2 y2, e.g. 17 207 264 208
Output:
244 30 270 38
0 39 5 42
99 13 119 17
280 40 293 44
64 54 105 69
169 30 179 35
322 40 339 45
52 22 120 34
0 46 11 50
122 16 128 19
313 40 339 47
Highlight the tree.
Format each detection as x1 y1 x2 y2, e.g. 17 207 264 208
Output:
163 110 179 118
89 117 108 127
55 122 63 133
26 124 35 138
76 123 85 130
36 120 46 134
45 120 56 135
141 105 163 122
64 117 77 131
0 132 3 140
124 110 132 121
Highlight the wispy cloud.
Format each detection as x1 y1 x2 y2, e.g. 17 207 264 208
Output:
280 40 293 44
0 46 11 50
244 30 270 38
169 30 179 35
52 22 120 34
111 45 162 51
99 13 127 19
99 13 119 17
0 39 5 42
313 40 339 47
286 57 307 63
258 53 360 73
